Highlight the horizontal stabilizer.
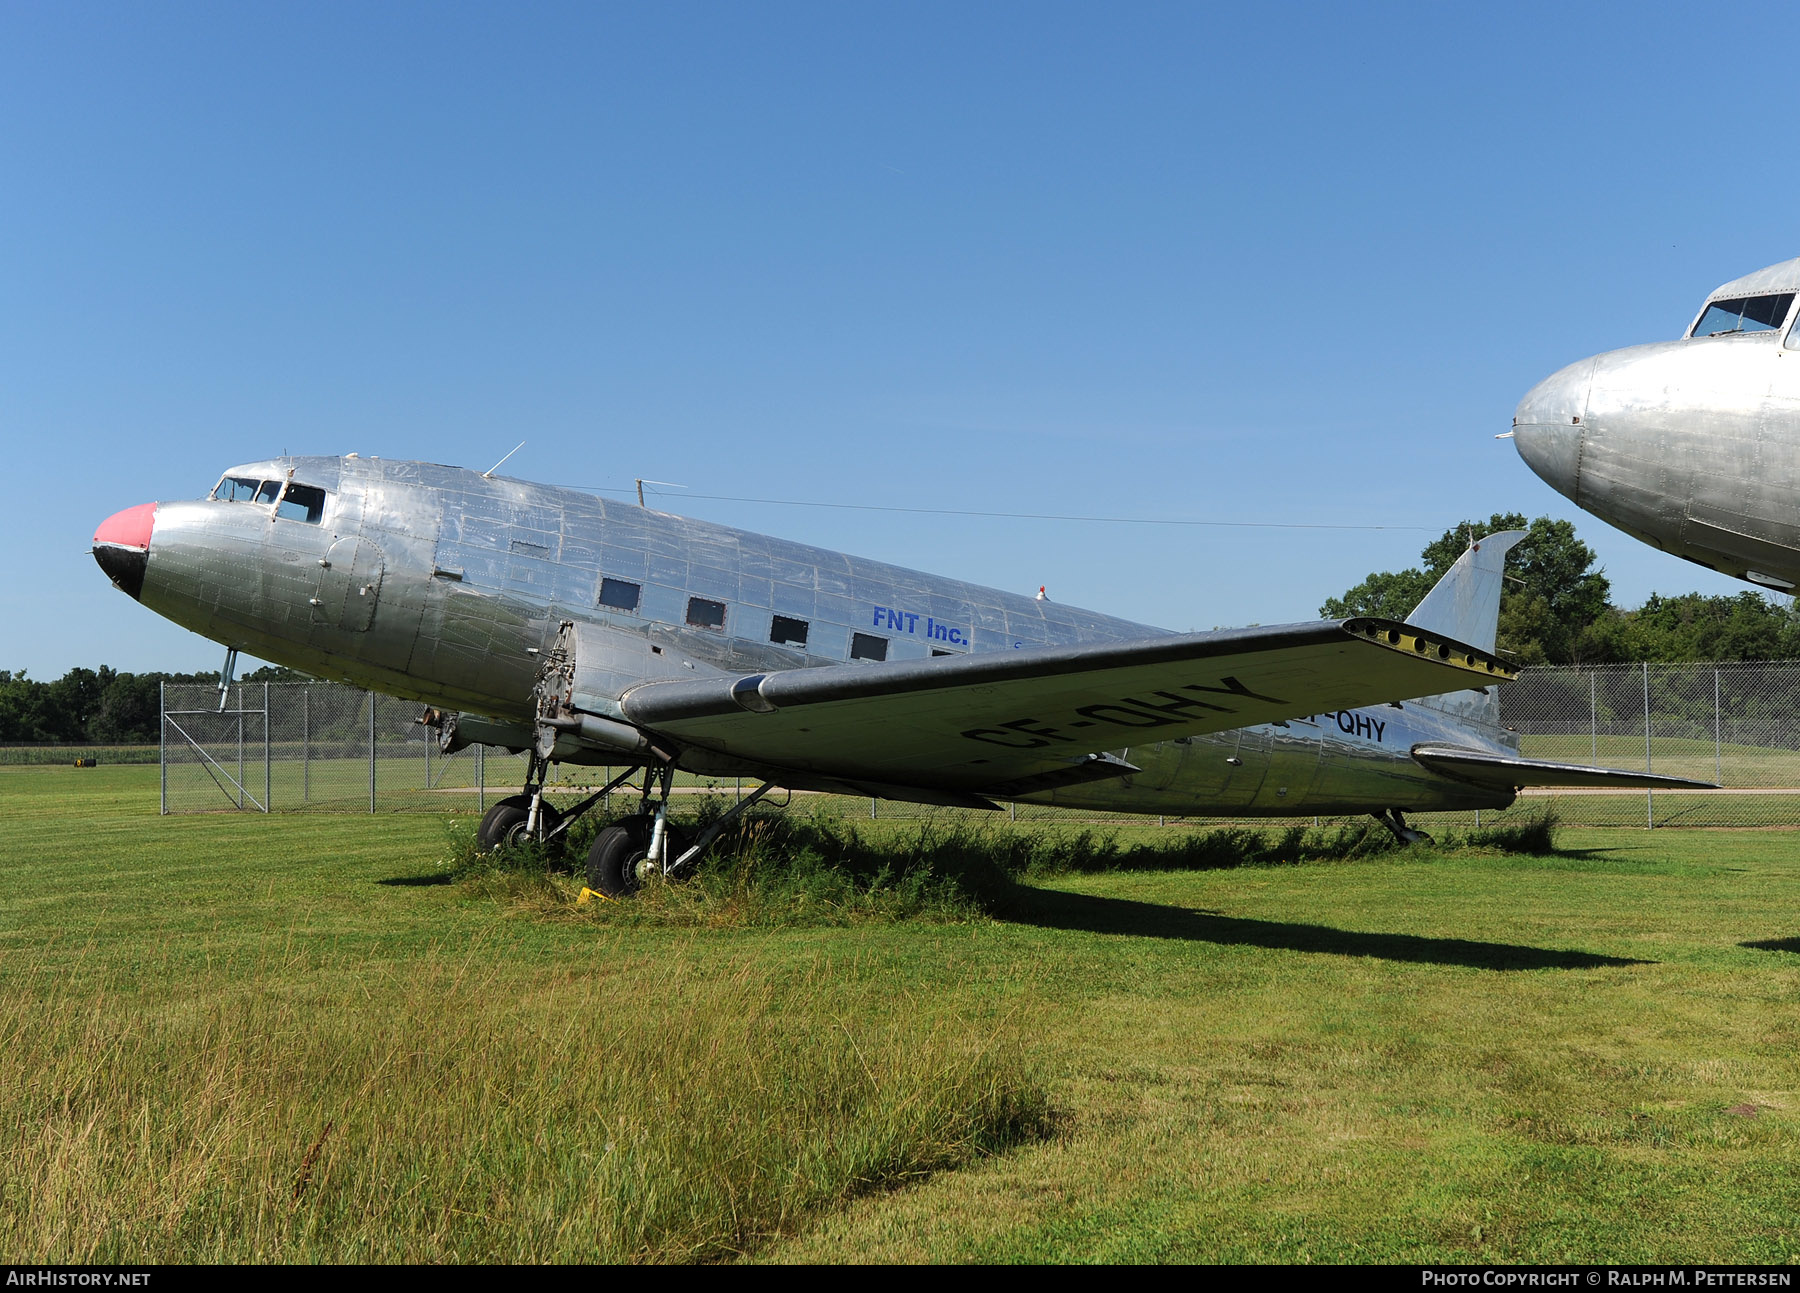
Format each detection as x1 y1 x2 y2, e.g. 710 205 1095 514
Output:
1410 744 1717 791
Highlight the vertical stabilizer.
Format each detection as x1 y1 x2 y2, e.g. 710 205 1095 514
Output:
1404 530 1526 654
1403 530 1526 728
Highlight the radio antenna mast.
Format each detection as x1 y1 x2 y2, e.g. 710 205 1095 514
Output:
635 479 687 508
483 441 526 478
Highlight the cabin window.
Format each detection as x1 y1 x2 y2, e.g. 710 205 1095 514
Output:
213 476 265 503
277 483 326 524
598 578 641 613
686 597 727 631
1692 293 1795 337
850 632 888 661
770 614 809 647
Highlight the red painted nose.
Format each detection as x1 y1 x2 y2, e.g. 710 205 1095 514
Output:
95 502 156 550
93 502 157 599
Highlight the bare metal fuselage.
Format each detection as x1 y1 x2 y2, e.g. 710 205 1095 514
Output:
122 456 1517 817
1514 259 1800 591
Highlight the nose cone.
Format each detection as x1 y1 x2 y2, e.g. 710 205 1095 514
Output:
92 502 156 600
1511 357 1595 503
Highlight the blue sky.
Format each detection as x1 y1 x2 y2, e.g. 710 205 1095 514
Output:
4 2 1793 678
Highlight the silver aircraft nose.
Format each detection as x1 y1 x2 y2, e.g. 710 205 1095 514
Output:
1510 356 1596 503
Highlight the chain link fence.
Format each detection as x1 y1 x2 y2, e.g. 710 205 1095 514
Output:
160 682 506 815
156 668 1800 828
1495 661 1800 829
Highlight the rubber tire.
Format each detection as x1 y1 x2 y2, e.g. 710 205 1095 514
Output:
477 795 564 853
586 820 691 898
587 820 652 897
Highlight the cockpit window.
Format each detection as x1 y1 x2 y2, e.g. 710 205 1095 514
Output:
213 476 265 503
278 483 326 523
1692 293 1795 337
211 475 327 522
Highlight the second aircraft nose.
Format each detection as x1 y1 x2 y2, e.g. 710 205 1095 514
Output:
1511 356 1595 503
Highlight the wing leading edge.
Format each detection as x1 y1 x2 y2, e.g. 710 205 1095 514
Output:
610 618 1512 798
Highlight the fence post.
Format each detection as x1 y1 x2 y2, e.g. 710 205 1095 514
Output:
236 697 245 811
302 684 311 804
1644 661 1653 829
159 680 167 815
1590 671 1597 764
476 743 485 813
263 681 271 813
1715 668 1722 786
369 690 377 814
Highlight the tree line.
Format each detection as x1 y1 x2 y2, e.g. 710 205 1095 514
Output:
1321 512 1800 666
0 665 307 745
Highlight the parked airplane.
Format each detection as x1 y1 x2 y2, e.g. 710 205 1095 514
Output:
1513 256 1800 592
92 458 1708 895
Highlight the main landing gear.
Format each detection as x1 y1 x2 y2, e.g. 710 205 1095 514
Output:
1370 807 1433 845
585 766 776 899
476 750 776 899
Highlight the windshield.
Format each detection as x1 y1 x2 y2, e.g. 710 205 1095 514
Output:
213 476 264 502
1692 293 1795 337
210 475 327 523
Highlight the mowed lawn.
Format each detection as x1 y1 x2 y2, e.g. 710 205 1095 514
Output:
3 764 1799 1263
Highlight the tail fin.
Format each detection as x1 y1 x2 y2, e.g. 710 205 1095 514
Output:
1403 530 1526 723
1405 530 1526 654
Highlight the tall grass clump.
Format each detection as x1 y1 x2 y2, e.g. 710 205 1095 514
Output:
448 802 1562 925
448 805 1020 926
0 946 1048 1263
1438 808 1560 855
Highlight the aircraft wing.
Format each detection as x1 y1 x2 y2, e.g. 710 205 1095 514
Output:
610 619 1512 799
1409 744 1718 791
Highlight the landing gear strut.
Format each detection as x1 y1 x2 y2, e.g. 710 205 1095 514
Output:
471 748 778 899
468 621 778 890
1371 807 1433 845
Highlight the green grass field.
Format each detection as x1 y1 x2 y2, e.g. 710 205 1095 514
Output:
4 764 1799 1262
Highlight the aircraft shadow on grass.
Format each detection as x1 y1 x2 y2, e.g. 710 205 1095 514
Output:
1002 887 1651 971
1741 937 1800 954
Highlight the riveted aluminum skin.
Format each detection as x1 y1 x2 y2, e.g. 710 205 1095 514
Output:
1514 256 1800 591
112 454 1616 818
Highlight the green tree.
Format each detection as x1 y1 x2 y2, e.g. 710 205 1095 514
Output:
90 672 164 743
1578 591 1800 663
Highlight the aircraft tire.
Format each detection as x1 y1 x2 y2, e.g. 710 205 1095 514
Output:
587 821 652 898
477 795 564 853
586 819 691 897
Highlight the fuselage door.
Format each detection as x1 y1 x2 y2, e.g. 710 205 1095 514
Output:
316 536 386 632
